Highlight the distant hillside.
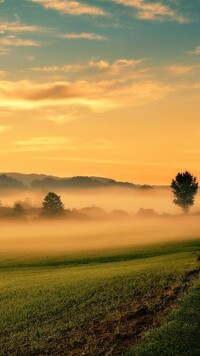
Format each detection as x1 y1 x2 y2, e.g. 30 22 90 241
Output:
4 173 59 186
30 176 152 190
2 173 154 190
0 175 25 190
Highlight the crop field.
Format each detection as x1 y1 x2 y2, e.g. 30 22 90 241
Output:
1 239 200 355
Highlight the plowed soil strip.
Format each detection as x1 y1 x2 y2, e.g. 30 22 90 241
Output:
31 265 200 356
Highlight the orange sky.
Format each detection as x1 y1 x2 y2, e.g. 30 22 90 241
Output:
0 0 200 184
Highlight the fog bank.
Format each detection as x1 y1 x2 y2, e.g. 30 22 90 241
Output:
1 215 200 259
2 187 200 214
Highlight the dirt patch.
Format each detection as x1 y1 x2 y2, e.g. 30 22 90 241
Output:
34 264 200 356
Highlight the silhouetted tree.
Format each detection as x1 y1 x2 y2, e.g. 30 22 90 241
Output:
13 202 25 216
42 192 64 217
171 171 198 214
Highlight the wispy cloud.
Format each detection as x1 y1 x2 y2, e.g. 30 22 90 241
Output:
89 60 110 70
60 32 107 40
12 136 113 152
30 0 106 16
0 36 40 47
0 70 6 77
0 45 11 55
0 21 45 34
89 58 144 73
187 46 200 55
16 136 69 145
27 55 36 61
45 112 79 123
167 65 194 75
114 0 187 23
0 125 12 133
0 78 171 114
13 136 78 152
30 58 144 75
30 64 82 72
91 139 114 151
38 156 133 165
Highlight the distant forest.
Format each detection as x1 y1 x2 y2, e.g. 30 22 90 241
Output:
0 173 153 190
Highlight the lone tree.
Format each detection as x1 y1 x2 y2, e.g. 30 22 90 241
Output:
13 202 25 216
42 192 64 217
171 171 198 214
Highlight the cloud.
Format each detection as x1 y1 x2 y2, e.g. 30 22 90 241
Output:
89 60 110 70
30 58 144 76
167 65 194 75
0 21 45 34
16 136 69 145
12 136 113 152
39 156 133 165
187 46 200 55
0 125 12 133
0 45 11 55
30 0 106 16
89 58 145 75
60 32 107 40
27 55 36 61
0 78 171 115
0 70 6 77
91 139 114 150
45 112 79 123
89 59 144 69
115 59 142 66
114 0 187 23
30 64 82 72
0 36 40 47
189 82 200 90
13 136 78 152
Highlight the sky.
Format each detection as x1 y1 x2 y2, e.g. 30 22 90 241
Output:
0 0 200 184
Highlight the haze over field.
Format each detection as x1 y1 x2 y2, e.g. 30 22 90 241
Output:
1 215 200 259
0 173 200 259
1 184 200 213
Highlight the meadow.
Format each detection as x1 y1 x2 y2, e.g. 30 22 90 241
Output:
1 238 200 355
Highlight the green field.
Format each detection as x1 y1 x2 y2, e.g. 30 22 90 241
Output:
1 240 200 355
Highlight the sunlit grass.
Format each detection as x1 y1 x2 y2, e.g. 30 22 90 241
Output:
127 278 200 356
0 239 200 354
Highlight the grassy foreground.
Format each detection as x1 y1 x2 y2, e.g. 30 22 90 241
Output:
0 240 200 355
127 277 200 356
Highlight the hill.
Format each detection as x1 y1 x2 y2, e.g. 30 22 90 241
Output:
0 174 25 190
30 176 153 190
3 172 59 186
2 173 153 190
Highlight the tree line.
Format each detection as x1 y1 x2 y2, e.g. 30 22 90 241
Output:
0 171 199 218
41 171 199 215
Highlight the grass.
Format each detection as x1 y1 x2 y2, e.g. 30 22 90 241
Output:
0 239 200 355
127 278 200 356
1 238 200 268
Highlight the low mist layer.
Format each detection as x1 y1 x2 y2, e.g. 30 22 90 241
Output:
2 186 200 214
1 186 200 262
1 216 200 260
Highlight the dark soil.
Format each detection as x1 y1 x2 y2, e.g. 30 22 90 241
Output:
36 265 200 356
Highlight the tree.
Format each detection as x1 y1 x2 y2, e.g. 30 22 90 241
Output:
13 202 25 216
42 192 64 217
171 171 198 214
